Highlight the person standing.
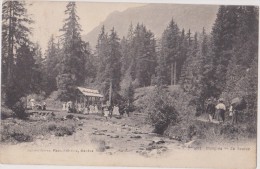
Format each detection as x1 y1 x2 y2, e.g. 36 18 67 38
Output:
215 98 226 123
104 105 110 120
206 99 215 122
42 102 46 110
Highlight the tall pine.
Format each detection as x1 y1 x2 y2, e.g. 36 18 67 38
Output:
57 2 87 101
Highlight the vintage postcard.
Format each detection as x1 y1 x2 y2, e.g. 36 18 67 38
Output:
0 0 258 168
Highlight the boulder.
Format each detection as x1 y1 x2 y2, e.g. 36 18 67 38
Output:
130 135 142 139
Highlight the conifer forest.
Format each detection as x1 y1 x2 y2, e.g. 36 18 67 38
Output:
0 1 258 163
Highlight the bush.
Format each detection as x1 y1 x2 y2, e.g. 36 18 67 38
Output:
47 123 57 131
54 126 75 136
1 106 14 119
1 124 33 143
144 86 179 135
12 98 28 119
11 132 33 142
91 138 107 152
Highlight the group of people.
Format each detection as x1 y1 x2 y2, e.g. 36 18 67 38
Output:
62 101 122 119
29 99 46 110
206 97 246 124
102 104 120 120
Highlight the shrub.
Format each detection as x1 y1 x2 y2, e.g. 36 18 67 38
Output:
66 114 74 119
91 138 106 152
54 126 75 136
48 123 57 131
1 106 14 119
11 132 33 142
12 98 28 119
144 86 179 135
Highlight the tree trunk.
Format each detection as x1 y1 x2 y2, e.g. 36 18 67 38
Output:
109 80 112 106
170 63 173 85
174 61 177 85
7 1 14 85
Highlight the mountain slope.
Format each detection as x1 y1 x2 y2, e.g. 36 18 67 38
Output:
83 3 219 48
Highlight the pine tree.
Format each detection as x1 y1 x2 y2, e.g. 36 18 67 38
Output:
221 6 258 120
104 28 122 104
160 19 180 85
84 42 96 85
2 1 34 107
96 25 109 83
57 2 87 101
177 29 188 82
211 6 240 96
120 36 129 75
31 43 44 94
2 1 33 85
44 35 59 95
10 44 36 105
132 24 156 87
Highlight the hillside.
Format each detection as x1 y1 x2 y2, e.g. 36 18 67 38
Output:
83 3 219 47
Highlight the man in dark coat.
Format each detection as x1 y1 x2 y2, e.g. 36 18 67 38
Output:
206 99 215 122
230 97 247 124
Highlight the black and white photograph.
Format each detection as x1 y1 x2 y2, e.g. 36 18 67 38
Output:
0 0 258 168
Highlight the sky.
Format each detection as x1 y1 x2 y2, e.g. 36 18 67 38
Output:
27 1 145 52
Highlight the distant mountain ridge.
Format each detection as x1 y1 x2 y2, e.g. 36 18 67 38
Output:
83 3 219 48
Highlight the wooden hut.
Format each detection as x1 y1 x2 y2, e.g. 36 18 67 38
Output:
76 87 103 109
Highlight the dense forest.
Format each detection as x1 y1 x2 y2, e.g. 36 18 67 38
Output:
1 1 258 130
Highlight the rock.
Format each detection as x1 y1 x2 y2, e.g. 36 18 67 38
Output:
105 145 111 149
184 140 202 148
161 148 167 152
110 135 119 138
150 149 158 156
132 131 142 134
148 132 160 136
148 141 155 146
36 135 44 139
156 140 165 144
92 132 105 135
169 135 182 141
74 117 80 121
130 135 142 139
78 123 83 126
66 114 74 119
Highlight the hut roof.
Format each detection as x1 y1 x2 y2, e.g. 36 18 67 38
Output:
77 87 103 98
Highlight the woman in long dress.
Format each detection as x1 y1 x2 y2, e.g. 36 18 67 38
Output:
113 105 120 116
104 106 109 120
94 105 99 114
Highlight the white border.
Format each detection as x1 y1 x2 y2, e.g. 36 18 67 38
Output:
0 0 259 169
